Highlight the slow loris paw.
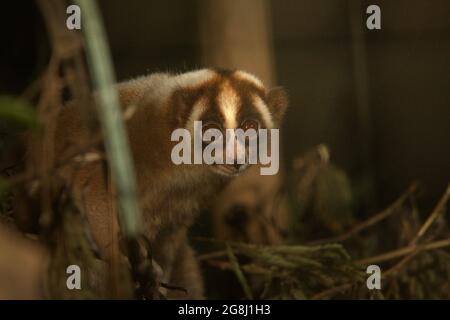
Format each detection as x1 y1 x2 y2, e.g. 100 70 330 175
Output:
125 236 166 299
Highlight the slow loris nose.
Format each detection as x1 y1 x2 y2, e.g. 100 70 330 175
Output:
225 130 247 166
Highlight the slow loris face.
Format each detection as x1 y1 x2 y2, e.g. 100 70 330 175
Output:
171 69 288 177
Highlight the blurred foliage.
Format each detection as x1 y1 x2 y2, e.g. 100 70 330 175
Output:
227 242 363 299
383 250 450 299
0 94 36 165
0 95 36 134
198 145 450 299
291 163 354 240
44 190 133 299
0 95 36 225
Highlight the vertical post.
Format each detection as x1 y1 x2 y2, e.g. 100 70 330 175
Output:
348 0 376 209
198 0 276 87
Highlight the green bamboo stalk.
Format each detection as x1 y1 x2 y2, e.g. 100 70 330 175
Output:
226 244 254 300
75 0 141 237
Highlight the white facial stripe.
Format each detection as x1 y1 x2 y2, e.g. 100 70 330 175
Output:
186 97 207 129
234 71 264 89
174 69 216 88
252 94 274 128
218 82 240 129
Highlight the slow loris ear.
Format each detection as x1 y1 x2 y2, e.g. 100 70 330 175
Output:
266 87 288 126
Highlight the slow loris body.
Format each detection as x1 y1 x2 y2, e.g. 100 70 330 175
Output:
54 69 287 299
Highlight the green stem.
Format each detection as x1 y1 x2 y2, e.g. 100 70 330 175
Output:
75 0 141 237
226 244 254 300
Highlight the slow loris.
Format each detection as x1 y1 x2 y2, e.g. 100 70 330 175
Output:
53 68 288 298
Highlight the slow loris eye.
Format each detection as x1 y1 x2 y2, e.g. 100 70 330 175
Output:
240 119 259 131
202 122 222 143
202 122 221 133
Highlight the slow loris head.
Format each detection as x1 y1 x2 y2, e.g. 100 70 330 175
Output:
167 68 288 177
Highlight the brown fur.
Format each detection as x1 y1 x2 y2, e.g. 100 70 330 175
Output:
52 69 287 299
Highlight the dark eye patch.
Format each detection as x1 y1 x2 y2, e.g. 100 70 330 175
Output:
200 114 223 128
240 119 259 131
233 88 267 128
237 107 266 129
